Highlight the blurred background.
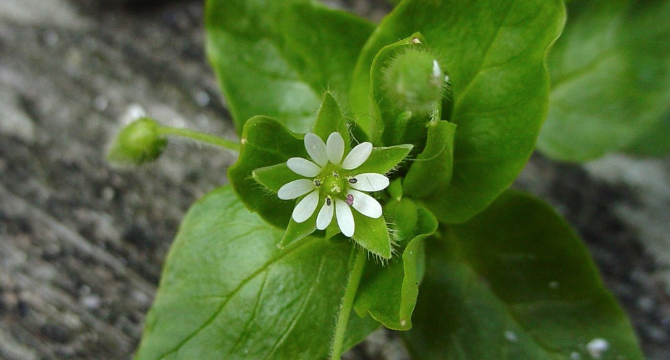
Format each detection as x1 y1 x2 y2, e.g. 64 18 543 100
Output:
0 0 668 359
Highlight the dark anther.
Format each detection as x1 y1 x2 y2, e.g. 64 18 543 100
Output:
348 178 358 184
314 179 321 186
326 197 332 206
332 172 339 178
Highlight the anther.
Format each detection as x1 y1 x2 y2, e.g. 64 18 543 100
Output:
346 194 354 206
348 177 358 184
326 197 332 206
314 179 321 187
332 172 339 178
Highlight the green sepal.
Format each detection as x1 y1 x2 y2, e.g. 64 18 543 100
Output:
403 190 644 359
228 116 307 229
252 163 301 193
403 120 456 199
312 91 351 153
281 209 318 248
353 144 413 175
352 212 392 259
354 199 438 330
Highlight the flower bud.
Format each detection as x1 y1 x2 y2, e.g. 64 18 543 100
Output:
382 49 445 114
107 117 167 166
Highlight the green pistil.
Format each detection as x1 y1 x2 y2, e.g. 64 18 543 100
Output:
316 169 349 200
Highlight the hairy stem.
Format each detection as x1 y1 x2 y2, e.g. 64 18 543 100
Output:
330 247 367 359
158 126 240 152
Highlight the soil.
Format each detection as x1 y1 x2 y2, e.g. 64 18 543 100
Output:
0 1 668 359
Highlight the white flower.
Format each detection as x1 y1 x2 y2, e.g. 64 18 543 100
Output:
277 132 389 237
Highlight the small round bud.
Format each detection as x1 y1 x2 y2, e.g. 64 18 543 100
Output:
382 49 445 114
107 117 167 166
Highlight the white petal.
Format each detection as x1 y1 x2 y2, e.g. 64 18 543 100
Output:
292 190 319 223
326 132 345 165
304 133 328 167
287 157 322 177
278 179 315 200
348 190 382 218
316 199 334 230
335 199 355 237
341 142 372 170
350 173 389 192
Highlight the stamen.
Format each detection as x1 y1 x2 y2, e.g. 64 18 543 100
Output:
346 194 354 206
348 177 358 184
326 197 332 206
314 179 321 187
332 172 339 178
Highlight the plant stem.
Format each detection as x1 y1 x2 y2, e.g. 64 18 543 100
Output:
158 126 240 152
330 247 367 360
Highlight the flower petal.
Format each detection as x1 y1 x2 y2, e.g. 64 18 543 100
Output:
292 190 319 223
287 157 322 177
304 133 328 167
341 142 373 170
278 179 315 200
326 132 345 166
335 199 355 237
349 173 389 192
316 198 334 230
348 190 382 218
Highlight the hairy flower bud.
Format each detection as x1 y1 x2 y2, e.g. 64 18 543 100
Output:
382 48 445 114
107 117 167 166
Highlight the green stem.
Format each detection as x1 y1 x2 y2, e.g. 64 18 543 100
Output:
330 247 367 360
158 126 240 152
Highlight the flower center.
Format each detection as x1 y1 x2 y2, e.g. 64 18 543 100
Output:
315 170 351 200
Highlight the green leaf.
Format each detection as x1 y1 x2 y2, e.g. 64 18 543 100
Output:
403 190 643 360
228 116 306 229
403 120 456 200
206 0 374 134
354 199 438 330
538 0 670 161
134 186 379 360
350 0 565 223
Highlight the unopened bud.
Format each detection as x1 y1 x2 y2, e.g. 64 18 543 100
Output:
382 49 445 114
107 117 167 166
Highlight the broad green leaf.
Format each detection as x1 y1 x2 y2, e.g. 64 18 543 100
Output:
206 0 374 134
350 0 565 223
403 120 456 200
623 108 670 155
354 199 438 330
404 190 643 360
134 186 379 360
538 0 670 161
228 116 306 229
